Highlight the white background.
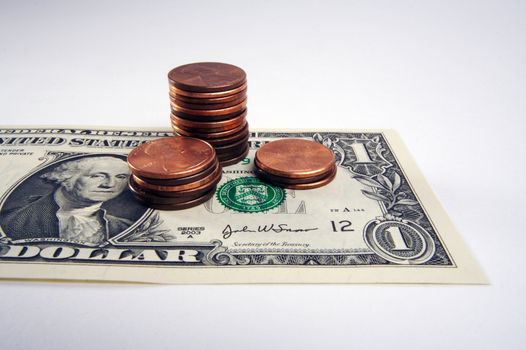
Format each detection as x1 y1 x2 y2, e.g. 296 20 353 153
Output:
0 0 524 349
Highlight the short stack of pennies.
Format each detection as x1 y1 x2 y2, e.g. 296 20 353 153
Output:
254 139 337 189
168 62 249 166
127 136 221 210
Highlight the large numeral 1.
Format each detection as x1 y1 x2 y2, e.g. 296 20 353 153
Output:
350 143 374 163
385 226 411 251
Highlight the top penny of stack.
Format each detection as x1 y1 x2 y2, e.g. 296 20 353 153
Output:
168 62 250 167
168 62 246 93
254 139 337 189
127 136 221 210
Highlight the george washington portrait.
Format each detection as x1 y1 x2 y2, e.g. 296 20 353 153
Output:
0 154 148 245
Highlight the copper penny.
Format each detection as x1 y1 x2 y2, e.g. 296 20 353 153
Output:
170 110 247 132
169 82 247 98
168 62 246 93
171 119 246 134
129 174 219 200
218 143 249 158
129 164 221 197
199 125 250 146
127 136 216 179
171 108 247 122
213 134 249 153
220 146 250 167
133 162 221 192
134 158 219 186
172 120 247 139
260 165 337 190
170 90 246 104
132 161 221 192
216 142 249 159
255 163 336 184
131 186 216 210
171 99 247 117
255 139 335 179
129 178 210 204
171 96 247 110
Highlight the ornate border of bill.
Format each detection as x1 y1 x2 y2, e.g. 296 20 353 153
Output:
0 126 487 284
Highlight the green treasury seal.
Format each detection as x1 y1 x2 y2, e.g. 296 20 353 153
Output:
217 177 286 213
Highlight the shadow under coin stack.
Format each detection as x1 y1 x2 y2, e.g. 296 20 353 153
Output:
127 136 221 210
168 62 249 166
254 139 337 189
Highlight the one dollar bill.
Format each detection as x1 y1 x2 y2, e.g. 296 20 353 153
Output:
0 126 486 284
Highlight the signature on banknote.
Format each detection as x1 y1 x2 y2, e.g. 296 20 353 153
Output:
221 224 319 239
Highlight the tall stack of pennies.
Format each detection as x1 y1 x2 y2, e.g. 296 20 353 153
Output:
168 62 249 166
127 137 222 210
254 139 337 189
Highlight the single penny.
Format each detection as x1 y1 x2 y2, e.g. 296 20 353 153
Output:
129 166 221 197
131 186 217 210
198 125 250 146
219 146 250 167
171 96 247 110
171 108 247 122
170 90 246 104
168 62 246 92
171 99 247 117
133 162 222 192
172 120 247 139
170 110 247 132
169 82 247 98
259 165 337 190
133 166 222 195
255 139 335 179
172 117 246 134
171 119 246 134
129 178 208 204
216 142 249 159
255 163 336 185
127 136 216 179
134 158 219 186
213 135 249 153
